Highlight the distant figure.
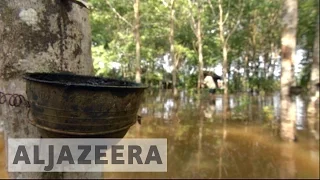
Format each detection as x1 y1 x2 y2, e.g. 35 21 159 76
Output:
217 79 224 89
202 71 218 103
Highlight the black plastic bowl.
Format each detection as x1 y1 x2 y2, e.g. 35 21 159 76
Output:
24 72 148 138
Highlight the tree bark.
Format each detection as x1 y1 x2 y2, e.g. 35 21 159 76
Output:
307 14 319 140
187 0 203 91
218 0 229 113
170 0 178 96
280 0 298 142
217 0 243 99
134 0 141 83
196 1 204 91
244 53 250 91
0 0 101 178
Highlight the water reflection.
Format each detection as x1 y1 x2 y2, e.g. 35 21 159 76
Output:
0 90 318 178
296 95 305 130
203 103 215 119
106 90 319 178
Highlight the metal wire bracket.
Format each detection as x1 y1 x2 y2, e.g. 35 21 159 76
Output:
0 91 30 108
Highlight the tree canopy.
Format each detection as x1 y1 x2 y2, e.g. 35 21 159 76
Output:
89 0 319 93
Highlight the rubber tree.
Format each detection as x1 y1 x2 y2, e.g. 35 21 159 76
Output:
105 0 141 83
280 0 298 142
133 0 141 83
188 0 204 91
0 0 102 178
207 0 243 112
169 0 178 96
307 14 319 140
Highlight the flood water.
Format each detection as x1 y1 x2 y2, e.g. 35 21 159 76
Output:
0 90 319 178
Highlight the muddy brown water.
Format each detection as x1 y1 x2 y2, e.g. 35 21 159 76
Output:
0 90 319 178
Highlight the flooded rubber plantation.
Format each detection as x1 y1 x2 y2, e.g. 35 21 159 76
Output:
0 90 319 178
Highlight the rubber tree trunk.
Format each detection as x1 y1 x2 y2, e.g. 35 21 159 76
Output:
280 0 298 142
222 44 229 113
307 14 319 140
170 0 178 97
0 0 102 178
134 0 141 83
218 0 229 113
196 2 204 91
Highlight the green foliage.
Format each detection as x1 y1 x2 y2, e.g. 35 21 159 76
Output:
92 45 112 76
185 74 198 89
297 0 318 50
298 56 312 88
262 105 274 121
296 0 318 89
88 0 318 93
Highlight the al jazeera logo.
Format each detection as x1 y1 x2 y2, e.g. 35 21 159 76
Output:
8 138 167 172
